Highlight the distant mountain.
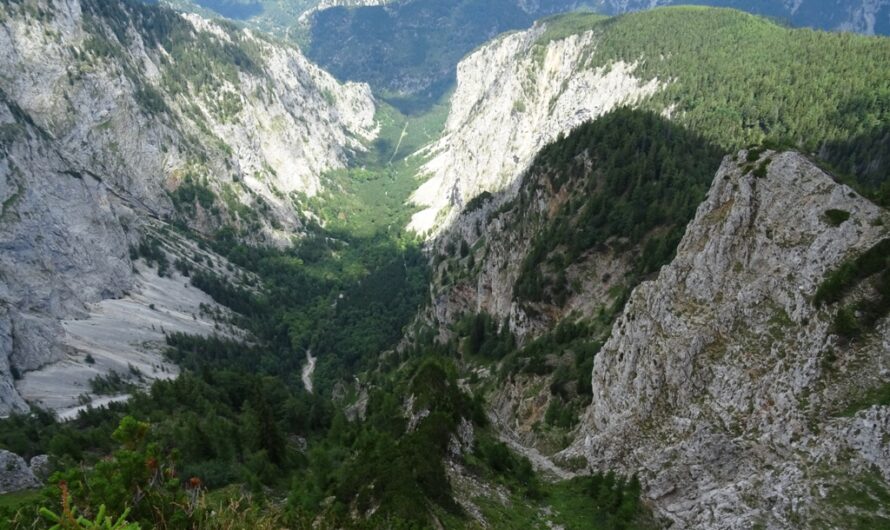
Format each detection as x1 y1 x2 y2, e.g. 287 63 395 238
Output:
156 0 391 42
305 0 595 111
305 0 888 112
593 0 890 34
409 8 890 234
152 0 887 112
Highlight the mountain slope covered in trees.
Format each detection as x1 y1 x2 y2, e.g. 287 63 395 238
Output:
409 8 890 233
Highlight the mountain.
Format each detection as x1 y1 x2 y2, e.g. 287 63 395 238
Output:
307 0 887 112
594 0 890 34
419 108 890 525
565 148 890 527
157 0 390 39
0 0 377 416
403 10 890 526
157 0 888 113
0 1 889 528
409 9 890 234
305 0 596 111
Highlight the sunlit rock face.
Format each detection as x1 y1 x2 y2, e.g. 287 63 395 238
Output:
408 24 660 236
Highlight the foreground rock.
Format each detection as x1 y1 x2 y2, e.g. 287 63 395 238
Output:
0 450 40 494
29 455 51 482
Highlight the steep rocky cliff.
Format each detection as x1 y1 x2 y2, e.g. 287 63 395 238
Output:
415 118 890 525
414 109 724 457
0 0 376 237
408 23 659 234
422 110 719 344
0 0 377 416
562 150 890 528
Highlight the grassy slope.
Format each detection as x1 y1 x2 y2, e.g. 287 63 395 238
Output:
309 93 451 237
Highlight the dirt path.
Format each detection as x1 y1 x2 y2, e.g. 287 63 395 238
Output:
487 411 575 481
57 394 131 421
301 349 316 393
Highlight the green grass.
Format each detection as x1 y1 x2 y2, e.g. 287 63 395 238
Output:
469 476 655 530
309 92 450 238
0 182 24 221
817 469 890 529
816 239 890 305
840 382 890 417
824 208 852 226
0 489 41 509
474 493 549 529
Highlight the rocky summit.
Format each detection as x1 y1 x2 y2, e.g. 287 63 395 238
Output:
567 150 890 527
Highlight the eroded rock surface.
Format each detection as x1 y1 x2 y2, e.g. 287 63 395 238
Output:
563 151 890 528
0 450 40 494
409 24 660 234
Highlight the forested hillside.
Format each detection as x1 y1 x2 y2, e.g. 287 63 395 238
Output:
410 8 890 234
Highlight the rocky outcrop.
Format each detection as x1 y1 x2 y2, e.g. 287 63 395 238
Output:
408 23 660 234
298 0 390 22
0 450 41 494
422 156 631 344
0 98 246 415
563 151 890 528
29 454 51 481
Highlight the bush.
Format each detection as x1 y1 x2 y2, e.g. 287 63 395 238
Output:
815 238 890 305
824 209 851 227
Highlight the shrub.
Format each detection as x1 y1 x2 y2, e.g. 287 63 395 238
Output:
824 209 851 227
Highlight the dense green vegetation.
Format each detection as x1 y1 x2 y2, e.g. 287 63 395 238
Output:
539 8 890 200
512 108 722 304
814 238 890 340
0 351 651 528
308 96 450 237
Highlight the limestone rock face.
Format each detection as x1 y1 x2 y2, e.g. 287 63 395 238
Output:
422 155 630 346
0 95 135 415
0 0 376 415
408 23 660 235
563 151 890 528
0 0 376 238
0 450 40 494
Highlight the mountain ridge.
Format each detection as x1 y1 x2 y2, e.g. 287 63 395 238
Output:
0 0 377 415
564 149 890 527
